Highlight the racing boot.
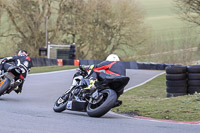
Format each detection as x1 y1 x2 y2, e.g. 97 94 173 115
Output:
14 86 22 94
113 100 122 108
83 79 96 93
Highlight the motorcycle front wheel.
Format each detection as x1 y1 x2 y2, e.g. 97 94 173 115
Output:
86 89 117 117
53 94 69 112
0 78 11 96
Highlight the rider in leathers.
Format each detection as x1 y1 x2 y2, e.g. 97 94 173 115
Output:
81 54 126 94
80 54 125 107
0 50 31 94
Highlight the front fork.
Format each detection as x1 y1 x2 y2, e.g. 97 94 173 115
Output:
64 85 75 95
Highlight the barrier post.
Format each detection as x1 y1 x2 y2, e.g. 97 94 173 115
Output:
57 59 63 66
74 59 80 66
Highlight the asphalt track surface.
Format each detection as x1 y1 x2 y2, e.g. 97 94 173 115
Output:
0 69 200 133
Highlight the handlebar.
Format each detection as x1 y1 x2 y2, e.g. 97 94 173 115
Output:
77 67 88 77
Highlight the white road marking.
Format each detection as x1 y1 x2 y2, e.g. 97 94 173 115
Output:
125 71 165 92
28 69 76 76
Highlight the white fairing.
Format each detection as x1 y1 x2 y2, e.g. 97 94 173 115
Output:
72 75 83 86
106 54 120 61
65 75 83 94
16 59 29 77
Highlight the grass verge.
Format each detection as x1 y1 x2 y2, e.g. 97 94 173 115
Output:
29 65 77 74
112 74 200 121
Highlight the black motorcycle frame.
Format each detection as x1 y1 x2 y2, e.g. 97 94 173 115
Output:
53 67 130 117
0 66 23 96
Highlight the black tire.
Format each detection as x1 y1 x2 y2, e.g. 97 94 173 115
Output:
188 73 200 80
166 74 186 80
167 86 187 93
188 86 200 94
188 80 200 86
166 92 187 97
165 65 187 74
53 95 68 113
86 89 117 117
187 65 200 73
0 78 11 96
166 80 187 87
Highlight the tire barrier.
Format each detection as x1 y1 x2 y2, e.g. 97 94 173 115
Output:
79 60 138 69
165 65 200 97
165 65 188 97
30 58 176 70
137 62 166 70
165 65 187 74
124 61 138 69
166 74 186 80
187 65 200 73
79 60 169 70
187 65 200 94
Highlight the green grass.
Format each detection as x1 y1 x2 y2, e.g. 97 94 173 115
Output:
140 0 200 37
139 0 185 29
113 74 200 121
29 65 77 74
135 0 200 64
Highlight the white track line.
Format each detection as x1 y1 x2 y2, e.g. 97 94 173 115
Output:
125 71 165 92
29 69 76 76
29 69 165 90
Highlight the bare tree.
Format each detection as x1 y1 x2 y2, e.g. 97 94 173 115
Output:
0 0 147 59
1 0 52 56
64 0 147 60
174 0 200 52
174 0 200 26
0 0 2 17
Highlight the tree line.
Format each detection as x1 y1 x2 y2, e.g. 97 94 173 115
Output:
1 0 199 62
0 0 146 59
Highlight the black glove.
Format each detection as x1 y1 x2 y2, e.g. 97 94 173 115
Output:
79 65 85 70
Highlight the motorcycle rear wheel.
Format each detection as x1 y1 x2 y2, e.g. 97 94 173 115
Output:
53 94 68 112
0 78 11 96
86 89 117 117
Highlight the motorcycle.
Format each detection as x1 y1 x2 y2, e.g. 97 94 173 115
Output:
53 66 130 117
0 63 23 96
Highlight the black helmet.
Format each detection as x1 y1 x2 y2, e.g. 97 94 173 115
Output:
18 50 28 56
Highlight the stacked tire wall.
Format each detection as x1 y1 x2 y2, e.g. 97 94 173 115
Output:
187 65 200 94
165 66 188 97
